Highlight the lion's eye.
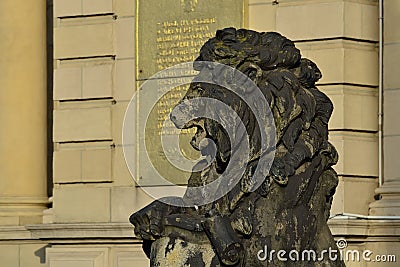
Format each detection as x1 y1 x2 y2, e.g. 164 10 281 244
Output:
195 85 204 92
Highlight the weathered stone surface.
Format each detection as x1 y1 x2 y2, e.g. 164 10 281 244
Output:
130 28 345 266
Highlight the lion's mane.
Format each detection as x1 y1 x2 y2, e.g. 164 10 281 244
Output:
186 28 337 207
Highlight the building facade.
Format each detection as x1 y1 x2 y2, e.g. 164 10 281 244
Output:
0 0 399 266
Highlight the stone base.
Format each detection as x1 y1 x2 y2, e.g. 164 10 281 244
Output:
0 196 48 225
369 181 400 216
0 223 149 267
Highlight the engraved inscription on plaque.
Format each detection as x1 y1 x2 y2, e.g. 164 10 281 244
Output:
137 0 245 80
136 0 245 186
155 18 215 71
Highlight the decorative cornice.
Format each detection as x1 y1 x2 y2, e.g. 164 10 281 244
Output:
1 220 399 243
26 223 136 240
0 226 33 240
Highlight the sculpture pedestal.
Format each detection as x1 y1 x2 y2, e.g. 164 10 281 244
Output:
150 234 217 267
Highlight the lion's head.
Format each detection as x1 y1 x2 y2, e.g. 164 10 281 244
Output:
170 28 336 204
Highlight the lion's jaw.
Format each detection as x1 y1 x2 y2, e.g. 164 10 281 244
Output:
170 104 211 152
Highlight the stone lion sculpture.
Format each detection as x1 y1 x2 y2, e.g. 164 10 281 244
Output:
130 28 345 267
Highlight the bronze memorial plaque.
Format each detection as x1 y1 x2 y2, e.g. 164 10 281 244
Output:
135 0 245 186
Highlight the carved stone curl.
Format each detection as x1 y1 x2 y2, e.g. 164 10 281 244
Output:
130 28 345 267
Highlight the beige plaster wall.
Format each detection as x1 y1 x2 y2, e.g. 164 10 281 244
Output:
52 0 137 226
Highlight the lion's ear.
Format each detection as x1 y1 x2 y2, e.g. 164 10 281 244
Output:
238 62 262 81
236 62 263 93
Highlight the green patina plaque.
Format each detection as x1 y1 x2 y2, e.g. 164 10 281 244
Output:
135 0 246 186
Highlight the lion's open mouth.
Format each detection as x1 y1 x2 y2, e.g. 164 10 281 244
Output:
170 108 209 151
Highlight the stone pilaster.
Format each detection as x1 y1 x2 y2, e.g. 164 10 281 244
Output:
369 0 400 216
0 0 48 225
